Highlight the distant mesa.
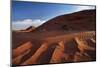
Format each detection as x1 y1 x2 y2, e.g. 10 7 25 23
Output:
17 26 35 32
25 26 35 30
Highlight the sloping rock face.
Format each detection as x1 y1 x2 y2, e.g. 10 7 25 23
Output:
34 10 96 32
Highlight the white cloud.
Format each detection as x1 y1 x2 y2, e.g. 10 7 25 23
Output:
59 5 95 17
12 19 46 30
74 6 95 12
64 6 95 14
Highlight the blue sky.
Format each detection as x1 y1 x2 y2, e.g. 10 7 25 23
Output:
12 1 95 30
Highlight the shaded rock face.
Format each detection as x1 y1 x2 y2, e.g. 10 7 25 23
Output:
34 10 96 32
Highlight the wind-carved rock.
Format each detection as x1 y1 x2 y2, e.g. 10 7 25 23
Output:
50 41 65 63
12 31 96 65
